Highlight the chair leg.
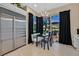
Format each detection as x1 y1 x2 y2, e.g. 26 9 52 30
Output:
50 39 52 47
36 36 38 47
44 42 45 50
50 41 52 47
41 42 42 48
47 41 49 50
36 42 38 47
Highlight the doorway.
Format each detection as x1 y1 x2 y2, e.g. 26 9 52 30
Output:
50 15 60 42
50 10 72 45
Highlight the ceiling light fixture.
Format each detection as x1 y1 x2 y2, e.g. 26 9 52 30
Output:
34 4 37 7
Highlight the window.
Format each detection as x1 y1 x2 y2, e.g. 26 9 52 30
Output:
50 15 59 41
33 16 36 33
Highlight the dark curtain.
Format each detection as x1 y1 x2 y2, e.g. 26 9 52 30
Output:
28 13 33 44
39 17 43 35
36 17 43 35
36 16 39 33
59 10 72 45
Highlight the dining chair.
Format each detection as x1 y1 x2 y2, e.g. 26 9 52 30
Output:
31 33 43 46
40 33 50 50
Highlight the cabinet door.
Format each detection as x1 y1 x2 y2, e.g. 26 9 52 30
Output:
1 19 13 40
0 13 13 54
14 19 26 49
1 40 13 55
14 37 26 48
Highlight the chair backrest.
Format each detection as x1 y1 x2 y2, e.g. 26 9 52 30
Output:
42 33 49 40
31 33 40 42
31 34 37 41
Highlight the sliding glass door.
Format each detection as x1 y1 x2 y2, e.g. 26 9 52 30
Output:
50 15 60 42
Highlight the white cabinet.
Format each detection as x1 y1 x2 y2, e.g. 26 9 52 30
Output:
0 13 14 55
1 40 13 55
14 18 26 49
1 17 13 40
14 37 26 48
0 5 26 55
0 13 26 55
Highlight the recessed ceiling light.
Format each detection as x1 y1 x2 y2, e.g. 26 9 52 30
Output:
34 4 37 7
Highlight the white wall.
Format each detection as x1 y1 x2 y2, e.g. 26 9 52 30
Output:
48 4 79 41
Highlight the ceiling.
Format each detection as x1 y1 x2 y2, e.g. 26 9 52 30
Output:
25 3 69 13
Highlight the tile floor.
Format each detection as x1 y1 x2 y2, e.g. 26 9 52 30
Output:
5 42 79 56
